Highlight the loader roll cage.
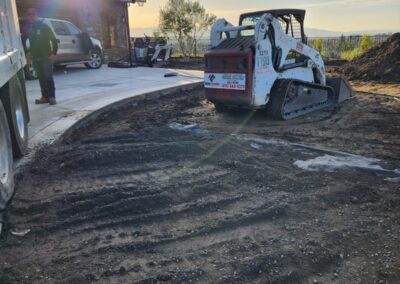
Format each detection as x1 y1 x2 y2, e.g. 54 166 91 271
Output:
239 9 307 43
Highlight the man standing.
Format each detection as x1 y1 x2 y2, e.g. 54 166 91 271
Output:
25 8 58 105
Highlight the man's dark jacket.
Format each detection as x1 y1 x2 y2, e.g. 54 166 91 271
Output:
28 21 58 58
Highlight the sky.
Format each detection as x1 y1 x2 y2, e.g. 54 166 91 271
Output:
128 0 400 37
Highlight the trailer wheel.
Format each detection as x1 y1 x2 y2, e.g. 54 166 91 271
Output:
1 72 29 158
0 100 14 211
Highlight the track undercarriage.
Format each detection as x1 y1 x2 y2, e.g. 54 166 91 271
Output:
267 79 335 120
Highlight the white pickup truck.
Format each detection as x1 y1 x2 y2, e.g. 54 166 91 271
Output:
0 0 29 211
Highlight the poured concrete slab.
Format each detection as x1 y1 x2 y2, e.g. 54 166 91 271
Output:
25 65 203 148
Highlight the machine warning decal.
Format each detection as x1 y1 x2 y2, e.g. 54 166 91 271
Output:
204 73 246 90
296 42 304 52
255 49 270 73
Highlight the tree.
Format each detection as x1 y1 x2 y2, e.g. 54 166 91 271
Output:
186 1 216 57
359 34 373 52
159 0 216 58
153 29 168 43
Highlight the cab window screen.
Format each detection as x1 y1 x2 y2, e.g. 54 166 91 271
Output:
240 14 302 41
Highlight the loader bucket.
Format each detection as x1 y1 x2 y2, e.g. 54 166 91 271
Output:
326 77 353 103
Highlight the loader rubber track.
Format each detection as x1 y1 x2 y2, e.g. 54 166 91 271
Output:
267 79 335 120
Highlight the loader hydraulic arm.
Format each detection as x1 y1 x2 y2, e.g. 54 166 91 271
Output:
210 19 240 47
255 13 326 85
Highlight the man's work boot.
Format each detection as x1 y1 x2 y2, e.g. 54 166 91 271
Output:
35 97 49 104
49 98 57 105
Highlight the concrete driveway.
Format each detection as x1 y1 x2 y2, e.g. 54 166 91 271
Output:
25 65 203 148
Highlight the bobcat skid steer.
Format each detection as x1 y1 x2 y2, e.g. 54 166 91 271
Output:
204 9 352 120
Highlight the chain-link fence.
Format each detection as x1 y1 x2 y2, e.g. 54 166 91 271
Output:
168 38 210 57
307 34 390 59
169 34 392 59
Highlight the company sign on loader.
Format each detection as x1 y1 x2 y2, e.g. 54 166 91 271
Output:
204 73 246 91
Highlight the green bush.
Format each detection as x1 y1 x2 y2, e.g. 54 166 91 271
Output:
321 50 334 59
340 35 374 61
311 38 324 53
359 34 373 52
340 49 363 61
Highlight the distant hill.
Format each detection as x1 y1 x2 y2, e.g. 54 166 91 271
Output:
131 28 158 38
305 28 398 38
131 27 399 39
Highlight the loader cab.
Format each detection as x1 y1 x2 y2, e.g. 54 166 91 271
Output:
239 9 308 67
239 9 307 44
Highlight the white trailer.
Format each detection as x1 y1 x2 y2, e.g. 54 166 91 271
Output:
0 0 29 211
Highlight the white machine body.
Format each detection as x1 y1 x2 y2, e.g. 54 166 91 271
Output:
206 13 326 108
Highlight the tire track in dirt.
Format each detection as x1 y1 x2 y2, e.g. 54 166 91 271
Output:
1 86 399 283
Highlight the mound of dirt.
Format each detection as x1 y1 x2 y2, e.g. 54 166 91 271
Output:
343 33 400 83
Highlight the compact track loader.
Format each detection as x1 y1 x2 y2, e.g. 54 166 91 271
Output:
204 9 352 120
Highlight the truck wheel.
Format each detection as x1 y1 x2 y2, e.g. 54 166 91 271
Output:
17 69 30 124
0 100 14 211
1 73 29 158
85 48 103 69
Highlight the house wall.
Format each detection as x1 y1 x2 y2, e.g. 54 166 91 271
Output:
16 0 128 49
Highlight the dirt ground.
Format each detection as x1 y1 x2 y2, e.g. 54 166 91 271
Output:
0 82 399 283
155 58 205 71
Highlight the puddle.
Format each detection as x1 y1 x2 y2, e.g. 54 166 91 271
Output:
294 154 382 172
294 154 400 180
250 143 262 150
385 177 400 183
168 123 206 134
236 135 285 146
237 134 400 181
